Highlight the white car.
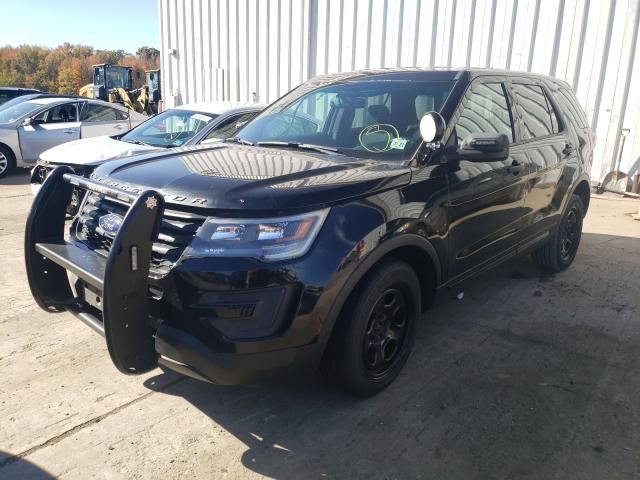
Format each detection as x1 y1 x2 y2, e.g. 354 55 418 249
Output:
30 102 263 212
0 97 146 177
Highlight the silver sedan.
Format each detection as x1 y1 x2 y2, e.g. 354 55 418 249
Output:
0 97 146 177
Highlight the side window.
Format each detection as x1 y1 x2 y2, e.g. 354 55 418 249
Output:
114 108 130 121
512 84 559 139
559 88 589 128
33 103 78 124
455 82 514 143
204 112 259 141
81 104 118 122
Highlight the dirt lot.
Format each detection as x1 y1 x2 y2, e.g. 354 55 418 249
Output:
1 170 640 479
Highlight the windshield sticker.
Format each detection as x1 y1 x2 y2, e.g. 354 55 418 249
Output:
390 137 408 150
192 113 213 123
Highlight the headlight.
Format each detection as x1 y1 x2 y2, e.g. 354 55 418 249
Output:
182 208 329 261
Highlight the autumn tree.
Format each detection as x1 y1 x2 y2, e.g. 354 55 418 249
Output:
0 44 160 94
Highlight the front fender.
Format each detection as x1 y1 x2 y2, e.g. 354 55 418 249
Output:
314 230 441 353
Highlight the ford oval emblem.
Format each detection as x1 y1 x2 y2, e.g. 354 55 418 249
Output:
98 213 123 238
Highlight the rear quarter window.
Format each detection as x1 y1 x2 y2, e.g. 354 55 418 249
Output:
557 88 589 129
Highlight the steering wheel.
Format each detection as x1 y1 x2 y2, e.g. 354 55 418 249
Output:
358 124 400 153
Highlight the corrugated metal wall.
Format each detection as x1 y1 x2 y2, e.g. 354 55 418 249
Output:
158 0 640 182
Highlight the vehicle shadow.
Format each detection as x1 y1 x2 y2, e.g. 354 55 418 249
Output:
144 232 640 479
0 451 55 479
0 169 30 186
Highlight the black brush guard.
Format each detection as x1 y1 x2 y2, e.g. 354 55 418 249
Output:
25 166 165 374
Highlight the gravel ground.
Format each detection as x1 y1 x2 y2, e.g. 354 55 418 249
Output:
1 170 639 479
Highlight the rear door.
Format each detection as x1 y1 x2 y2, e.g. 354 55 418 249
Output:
445 78 530 281
80 103 130 138
18 102 81 162
511 81 569 245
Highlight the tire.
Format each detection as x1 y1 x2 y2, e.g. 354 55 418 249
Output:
0 145 15 179
532 194 584 272
323 258 421 397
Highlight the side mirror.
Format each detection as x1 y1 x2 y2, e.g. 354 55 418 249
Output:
419 111 446 143
22 117 33 127
458 132 510 161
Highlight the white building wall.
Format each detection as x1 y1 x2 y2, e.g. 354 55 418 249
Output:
158 0 640 182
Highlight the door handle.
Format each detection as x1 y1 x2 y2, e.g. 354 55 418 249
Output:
114 124 126 130
562 143 574 156
507 159 523 176
63 129 75 134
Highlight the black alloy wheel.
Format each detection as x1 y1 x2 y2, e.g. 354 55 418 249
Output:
363 288 409 379
324 259 421 397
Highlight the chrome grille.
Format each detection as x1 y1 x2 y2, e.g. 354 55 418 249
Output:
74 192 204 277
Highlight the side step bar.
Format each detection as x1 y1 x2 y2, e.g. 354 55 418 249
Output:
25 166 165 374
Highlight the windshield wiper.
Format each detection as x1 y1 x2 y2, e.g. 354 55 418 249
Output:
255 141 342 155
224 136 254 146
122 139 151 146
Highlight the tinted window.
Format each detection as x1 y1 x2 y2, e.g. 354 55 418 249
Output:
456 82 514 143
513 84 559 139
33 103 78 123
204 111 259 141
114 108 129 121
0 91 18 105
558 88 589 128
81 104 120 122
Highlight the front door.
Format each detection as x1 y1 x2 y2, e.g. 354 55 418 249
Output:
18 103 81 163
445 79 529 282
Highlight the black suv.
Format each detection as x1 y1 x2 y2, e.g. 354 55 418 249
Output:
0 87 40 106
25 69 593 396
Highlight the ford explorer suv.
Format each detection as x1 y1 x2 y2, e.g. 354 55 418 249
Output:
25 69 593 396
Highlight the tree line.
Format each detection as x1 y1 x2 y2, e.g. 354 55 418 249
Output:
0 43 160 94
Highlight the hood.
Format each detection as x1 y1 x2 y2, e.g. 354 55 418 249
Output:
92 144 412 212
40 136 160 166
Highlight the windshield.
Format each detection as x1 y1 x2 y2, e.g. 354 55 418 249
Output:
237 79 453 160
95 66 129 89
121 109 218 147
107 67 129 89
0 101 42 123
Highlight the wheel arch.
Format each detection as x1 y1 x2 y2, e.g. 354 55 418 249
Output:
0 142 16 163
571 177 591 215
0 142 16 175
318 234 442 351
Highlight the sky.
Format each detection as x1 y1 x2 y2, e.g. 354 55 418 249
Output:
0 0 159 54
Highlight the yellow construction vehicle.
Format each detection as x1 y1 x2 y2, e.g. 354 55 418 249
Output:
79 64 157 115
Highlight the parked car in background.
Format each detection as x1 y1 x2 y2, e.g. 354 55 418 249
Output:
30 102 262 212
25 68 593 396
0 87 41 106
0 97 146 177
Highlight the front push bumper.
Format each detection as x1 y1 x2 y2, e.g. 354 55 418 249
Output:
24 167 320 383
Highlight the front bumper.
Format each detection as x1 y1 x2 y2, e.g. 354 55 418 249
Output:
24 167 320 383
